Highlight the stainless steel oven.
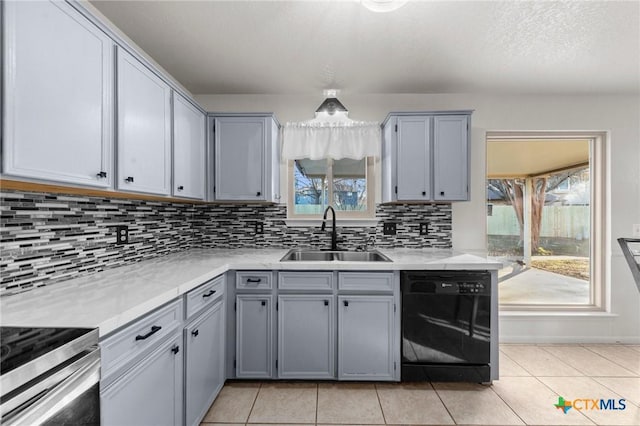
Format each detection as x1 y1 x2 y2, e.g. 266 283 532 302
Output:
0 327 100 425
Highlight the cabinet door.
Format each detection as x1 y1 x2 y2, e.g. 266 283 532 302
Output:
278 295 335 379
3 0 113 187
338 296 395 381
236 295 273 378
185 300 225 426
396 116 431 200
101 335 183 426
433 115 469 201
173 93 205 199
117 48 171 195
214 117 266 200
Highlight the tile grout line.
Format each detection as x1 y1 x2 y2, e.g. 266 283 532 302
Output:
504 345 585 377
315 382 319 425
548 344 639 377
428 381 457 425
581 345 640 375
486 382 528 425
585 376 640 409
245 382 262 424
536 345 588 377
500 349 536 378
373 383 388 425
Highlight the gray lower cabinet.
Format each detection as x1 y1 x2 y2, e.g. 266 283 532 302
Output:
277 295 335 379
184 299 225 426
101 334 183 426
338 295 395 381
236 294 273 378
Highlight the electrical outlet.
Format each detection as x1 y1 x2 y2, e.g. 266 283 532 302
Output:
419 222 429 235
255 222 264 234
383 223 397 236
633 224 640 238
116 225 129 244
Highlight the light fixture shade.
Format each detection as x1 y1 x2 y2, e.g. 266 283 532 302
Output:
361 0 408 13
315 97 348 115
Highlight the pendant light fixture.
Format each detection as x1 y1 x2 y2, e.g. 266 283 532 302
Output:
361 0 408 13
315 89 348 116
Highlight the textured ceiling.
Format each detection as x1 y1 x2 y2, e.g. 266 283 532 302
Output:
89 0 640 95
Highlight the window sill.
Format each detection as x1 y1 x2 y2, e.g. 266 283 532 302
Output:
500 310 618 318
284 218 379 228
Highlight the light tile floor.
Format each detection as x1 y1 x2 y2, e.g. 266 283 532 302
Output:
201 344 640 426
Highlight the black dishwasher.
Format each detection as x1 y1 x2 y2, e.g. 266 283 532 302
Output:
401 271 491 382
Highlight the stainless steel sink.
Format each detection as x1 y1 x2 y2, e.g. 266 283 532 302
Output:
280 250 335 262
280 249 392 262
333 251 391 262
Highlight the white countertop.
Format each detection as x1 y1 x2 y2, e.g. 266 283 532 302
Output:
0 248 501 337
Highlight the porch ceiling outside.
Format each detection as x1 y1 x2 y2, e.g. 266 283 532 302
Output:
487 139 589 178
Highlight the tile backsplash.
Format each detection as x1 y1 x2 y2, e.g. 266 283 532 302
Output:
0 190 451 295
1 191 196 295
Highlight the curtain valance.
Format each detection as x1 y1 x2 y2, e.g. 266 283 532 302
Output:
282 120 381 160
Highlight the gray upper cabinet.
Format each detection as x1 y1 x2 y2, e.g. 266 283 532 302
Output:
338 295 395 381
185 299 225 426
433 115 469 201
396 116 432 201
212 115 280 202
101 334 183 426
117 48 172 195
236 294 273 378
277 295 335 379
2 0 113 188
173 93 206 200
382 111 471 202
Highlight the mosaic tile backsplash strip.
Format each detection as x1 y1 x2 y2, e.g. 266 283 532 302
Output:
1 190 451 295
192 203 452 250
1 191 197 295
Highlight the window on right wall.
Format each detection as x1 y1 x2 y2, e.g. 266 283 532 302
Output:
486 132 606 311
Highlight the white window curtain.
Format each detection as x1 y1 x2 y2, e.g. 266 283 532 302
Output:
282 120 381 160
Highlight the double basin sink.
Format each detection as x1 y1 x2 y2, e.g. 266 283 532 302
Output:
280 248 392 262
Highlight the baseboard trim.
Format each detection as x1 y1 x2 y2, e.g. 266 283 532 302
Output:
499 335 640 344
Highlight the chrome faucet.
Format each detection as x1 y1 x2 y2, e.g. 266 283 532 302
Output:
320 206 338 251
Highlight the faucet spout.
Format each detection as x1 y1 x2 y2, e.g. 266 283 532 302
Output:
321 206 338 251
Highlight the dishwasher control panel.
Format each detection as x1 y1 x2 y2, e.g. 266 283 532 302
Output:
402 271 491 296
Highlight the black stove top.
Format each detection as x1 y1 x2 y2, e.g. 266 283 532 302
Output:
0 327 94 375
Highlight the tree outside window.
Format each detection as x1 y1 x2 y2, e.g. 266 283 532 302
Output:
291 158 372 217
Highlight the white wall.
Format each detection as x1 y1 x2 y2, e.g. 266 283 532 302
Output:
196 93 640 343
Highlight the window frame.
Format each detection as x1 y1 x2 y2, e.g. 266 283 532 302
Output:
287 157 376 219
486 131 607 313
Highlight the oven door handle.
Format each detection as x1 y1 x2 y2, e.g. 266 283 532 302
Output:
1 349 100 426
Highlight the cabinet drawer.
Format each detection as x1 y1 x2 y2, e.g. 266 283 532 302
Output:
185 275 225 319
338 272 395 292
101 299 183 381
278 272 334 291
236 271 272 290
